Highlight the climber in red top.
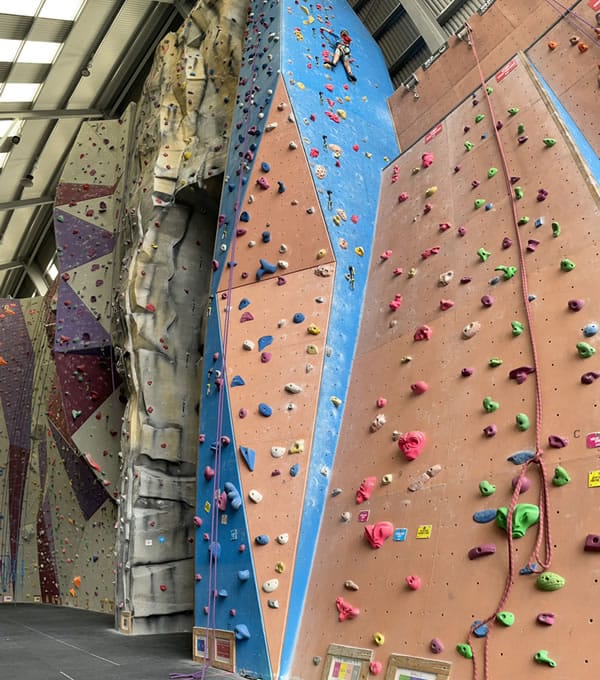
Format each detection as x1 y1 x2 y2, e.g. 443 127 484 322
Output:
321 27 357 82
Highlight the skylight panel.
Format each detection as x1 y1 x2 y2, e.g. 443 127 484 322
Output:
0 82 41 102
0 151 9 169
39 0 85 21
0 0 39 16
18 41 61 64
0 39 21 62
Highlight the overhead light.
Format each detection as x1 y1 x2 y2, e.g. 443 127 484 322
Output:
0 0 39 15
39 0 86 21
0 39 20 62
18 41 62 64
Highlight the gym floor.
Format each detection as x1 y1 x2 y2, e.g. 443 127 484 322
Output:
0 604 242 680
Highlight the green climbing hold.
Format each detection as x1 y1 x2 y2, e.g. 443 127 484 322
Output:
474 198 485 209
536 572 565 591
477 247 491 261
543 138 557 147
515 413 530 431
495 265 517 280
534 650 557 668
577 342 596 358
507 107 520 116
488 358 503 367
514 186 524 199
488 167 498 178
512 320 524 336
496 503 540 538
518 216 529 225
552 465 571 487
483 396 500 413
560 258 575 272
456 643 473 659
496 611 515 627
551 220 560 237
475 114 485 123
486 86 493 95
465 140 474 151
517 124 525 134
479 480 496 497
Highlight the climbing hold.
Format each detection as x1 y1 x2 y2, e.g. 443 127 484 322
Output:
488 167 498 178
496 503 540 538
581 371 600 384
477 248 491 261
508 366 535 384
439 271 454 286
224 482 242 510
256 259 277 280
548 435 568 448
238 570 250 582
474 198 485 209
336 597 360 621
414 325 432 341
398 192 409 203
307 324 321 335
560 258 575 272
258 403 273 417
489 358 503 367
468 543 496 559
512 474 531 494
584 534 600 551
515 413 530 431
508 107 520 116
537 612 555 625
479 480 496 497
514 186 524 199
234 624 251 641
496 611 515 627
456 644 473 659
501 237 513 249
461 367 474 377
483 397 500 413
425 186 438 197
475 114 485 123
527 239 540 252
583 323 599 337
364 522 394 549
440 299 455 311
534 651 557 668
508 450 535 464
472 621 489 638
543 138 557 147
511 321 524 336
551 220 561 237
473 509 497 523
239 446 256 472
548 40 558 49
356 476 377 504
410 381 429 395
289 439 305 454
518 216 530 226
464 141 474 151
537 572 566 591
293 312 305 323
481 295 494 307
248 489 263 504
552 466 571 486
372 632 385 646
422 152 434 168
577 342 596 358
405 575 421 590
462 322 481 339
255 535 270 546
345 580 360 591
382 473 393 485
290 463 299 477
398 431 427 461
430 639 444 654
370 414 387 432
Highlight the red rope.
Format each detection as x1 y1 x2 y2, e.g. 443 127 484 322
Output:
463 24 553 680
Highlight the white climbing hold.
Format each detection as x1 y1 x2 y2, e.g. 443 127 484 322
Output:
271 446 286 458
265 122 278 131
285 383 303 394
278 319 287 328
248 240 256 248
288 141 297 149
370 414 386 432
248 489 263 503
242 340 255 351
276 533 289 545
262 579 279 593
278 260 289 269
341 512 351 522
279 244 288 253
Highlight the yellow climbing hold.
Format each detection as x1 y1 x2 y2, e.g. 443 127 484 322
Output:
289 439 305 454
296 82 305 90
316 248 327 259
337 109 347 119
354 246 365 256
332 215 341 226
183 151 192 160
275 561 285 573
331 396 342 407
407 268 417 278
306 344 319 355
425 186 438 197
307 324 321 335
373 632 385 646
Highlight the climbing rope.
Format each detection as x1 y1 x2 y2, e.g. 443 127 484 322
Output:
543 0 600 45
462 24 554 680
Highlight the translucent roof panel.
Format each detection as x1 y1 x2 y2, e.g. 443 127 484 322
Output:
18 41 61 64
0 0 40 16
0 39 21 62
39 0 85 21
0 82 41 102
0 119 16 136
0 151 9 168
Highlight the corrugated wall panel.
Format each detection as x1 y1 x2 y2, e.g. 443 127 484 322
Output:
440 0 483 35
423 0 452 14
391 45 432 90
356 0 400 33
376 13 421 67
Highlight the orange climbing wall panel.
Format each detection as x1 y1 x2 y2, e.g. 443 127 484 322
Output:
527 2 600 158
388 0 568 151
218 75 336 675
290 53 600 680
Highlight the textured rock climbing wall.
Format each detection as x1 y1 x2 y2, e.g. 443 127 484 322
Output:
0 294 116 612
113 0 248 634
195 1 397 678
290 44 600 680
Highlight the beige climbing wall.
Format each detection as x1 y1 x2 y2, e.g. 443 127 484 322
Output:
290 51 600 680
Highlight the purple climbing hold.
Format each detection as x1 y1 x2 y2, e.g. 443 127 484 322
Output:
584 534 600 552
461 367 474 377
568 299 585 311
537 612 555 625
430 638 444 654
502 236 513 249
509 366 535 384
460 276 472 284
481 295 494 307
581 372 600 384
240 311 255 322
468 543 496 559
483 424 497 437
512 474 531 493
548 435 569 448
261 351 272 363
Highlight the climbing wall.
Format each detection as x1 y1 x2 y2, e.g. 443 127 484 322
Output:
527 0 600 158
0 293 116 611
195 1 398 678
290 48 600 680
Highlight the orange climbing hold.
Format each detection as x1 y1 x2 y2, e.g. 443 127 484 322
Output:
73 576 81 588
0 356 7 366
547 40 558 50
577 42 589 53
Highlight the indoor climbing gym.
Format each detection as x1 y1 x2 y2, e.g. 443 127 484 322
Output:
0 1 599 679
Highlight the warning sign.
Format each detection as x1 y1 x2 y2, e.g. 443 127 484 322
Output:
589 0 600 11
416 524 432 539
588 470 600 487
586 432 600 448
425 124 443 144
496 58 518 82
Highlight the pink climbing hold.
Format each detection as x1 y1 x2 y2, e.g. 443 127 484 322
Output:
356 476 377 504
389 294 403 311
393 267 403 276
376 397 387 408
193 516 203 527
410 381 429 395
336 596 360 621
405 575 422 590
512 474 531 493
537 612 555 625
414 325 432 341
423 203 433 214
218 491 227 511
483 424 497 437
422 152 434 168
502 237 513 249
380 249 392 261
364 521 394 549
204 466 215 481
398 431 427 461
439 222 451 232
439 299 455 311
421 246 440 259
468 543 496 559
369 661 383 675
398 192 409 203
430 638 444 654
256 176 270 190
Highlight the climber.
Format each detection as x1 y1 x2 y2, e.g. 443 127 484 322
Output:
322 27 357 82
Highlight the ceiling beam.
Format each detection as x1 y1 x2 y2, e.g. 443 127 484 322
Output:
0 260 25 272
0 196 54 211
0 109 103 121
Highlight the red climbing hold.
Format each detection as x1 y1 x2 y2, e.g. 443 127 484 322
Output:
398 431 427 461
421 152 434 168
410 381 429 395
356 476 377 504
364 521 394 548
405 575 422 590
336 596 360 621
414 325 432 341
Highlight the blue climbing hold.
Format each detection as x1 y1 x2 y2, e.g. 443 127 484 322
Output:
507 450 535 465
255 534 270 545
290 463 299 477
224 482 242 510
528 294 536 302
209 542 221 560
258 335 273 351
234 624 251 641
239 298 251 310
256 258 277 281
218 589 228 598
485 203 493 211
473 509 497 523
583 323 599 337
293 312 305 324
277 181 286 193
472 621 489 638
231 375 245 387
239 446 256 471
262 231 271 243
519 563 538 575
259 403 273 417
240 211 250 222
238 569 250 581
261 161 270 172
